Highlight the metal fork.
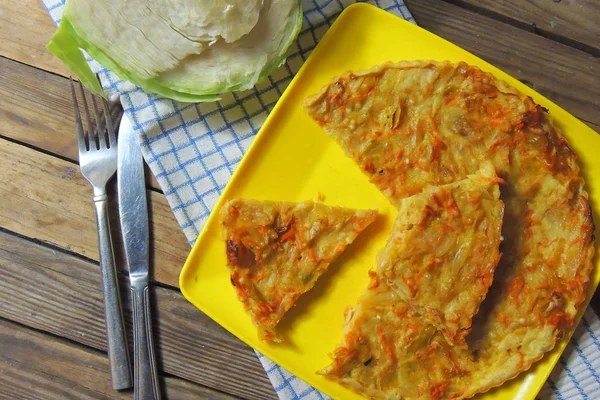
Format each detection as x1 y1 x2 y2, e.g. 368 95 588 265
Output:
71 78 132 390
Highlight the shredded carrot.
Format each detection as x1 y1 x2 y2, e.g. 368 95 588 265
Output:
229 206 239 216
279 227 296 243
368 270 380 289
327 92 340 104
524 209 536 229
441 222 457 233
548 312 565 329
430 382 451 400
258 301 274 314
257 226 268 236
363 159 376 174
507 276 524 304
445 196 460 218
516 351 525 369
384 269 396 281
308 247 317 262
489 118 507 128
393 304 410 317
377 326 396 362
444 93 458 105
432 193 444 208
344 87 374 104
467 194 482 204
423 204 438 222
480 273 492 288
416 342 440 360
315 118 328 126
431 137 447 162
402 275 416 296
489 139 506 151
479 175 506 184
497 312 511 327
416 161 430 172
512 131 526 145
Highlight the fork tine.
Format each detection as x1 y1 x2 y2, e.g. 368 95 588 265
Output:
95 73 115 149
91 94 107 149
102 97 117 148
78 81 98 150
70 77 88 153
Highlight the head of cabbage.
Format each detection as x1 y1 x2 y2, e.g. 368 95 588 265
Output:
48 0 303 102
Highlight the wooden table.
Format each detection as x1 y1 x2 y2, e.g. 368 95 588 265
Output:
0 0 598 398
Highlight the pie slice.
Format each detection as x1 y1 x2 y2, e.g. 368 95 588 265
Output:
321 275 472 400
376 168 504 345
220 199 377 342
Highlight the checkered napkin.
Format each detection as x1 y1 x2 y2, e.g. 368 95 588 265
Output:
43 0 600 398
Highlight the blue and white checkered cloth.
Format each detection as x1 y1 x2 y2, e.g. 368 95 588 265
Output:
42 0 600 398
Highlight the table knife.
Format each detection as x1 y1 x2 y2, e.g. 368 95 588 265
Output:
117 115 162 400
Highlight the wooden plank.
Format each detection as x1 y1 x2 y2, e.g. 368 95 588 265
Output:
0 318 237 400
403 0 600 130
0 55 162 190
0 138 188 287
164 377 238 400
0 0 70 77
0 230 277 400
450 0 600 52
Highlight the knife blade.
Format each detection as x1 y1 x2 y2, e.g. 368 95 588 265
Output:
117 114 162 400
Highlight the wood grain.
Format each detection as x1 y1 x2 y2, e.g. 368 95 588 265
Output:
449 0 600 52
0 0 70 77
403 0 600 129
0 230 277 400
0 55 162 190
0 318 237 400
0 138 188 287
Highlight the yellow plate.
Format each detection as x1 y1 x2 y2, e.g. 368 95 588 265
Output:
180 3 600 399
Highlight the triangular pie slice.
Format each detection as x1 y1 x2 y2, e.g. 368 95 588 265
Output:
304 60 522 206
376 167 504 345
220 199 377 342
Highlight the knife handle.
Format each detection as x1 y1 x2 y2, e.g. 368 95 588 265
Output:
93 193 133 390
131 283 162 400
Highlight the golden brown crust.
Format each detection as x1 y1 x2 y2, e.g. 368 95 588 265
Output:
221 199 376 341
377 169 504 345
308 61 595 399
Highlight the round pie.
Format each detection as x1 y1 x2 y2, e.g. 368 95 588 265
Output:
305 60 595 399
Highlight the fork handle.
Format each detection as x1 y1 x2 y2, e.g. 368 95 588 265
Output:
131 282 162 400
93 192 133 390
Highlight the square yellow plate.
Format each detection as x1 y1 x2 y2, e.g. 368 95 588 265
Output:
180 3 600 399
